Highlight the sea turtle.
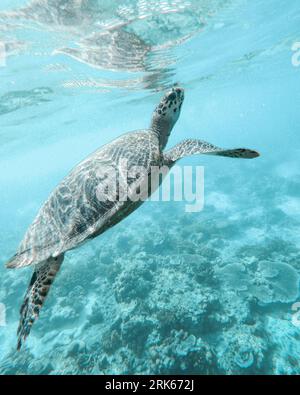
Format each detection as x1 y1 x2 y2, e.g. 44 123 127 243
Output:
5 87 259 350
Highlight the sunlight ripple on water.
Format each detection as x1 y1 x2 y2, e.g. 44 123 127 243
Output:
0 0 234 91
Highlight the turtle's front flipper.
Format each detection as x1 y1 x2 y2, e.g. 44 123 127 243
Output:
164 139 259 163
17 255 64 351
212 148 260 159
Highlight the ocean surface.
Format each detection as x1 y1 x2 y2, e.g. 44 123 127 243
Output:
0 0 300 375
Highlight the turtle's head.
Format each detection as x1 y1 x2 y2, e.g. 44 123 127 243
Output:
151 87 184 150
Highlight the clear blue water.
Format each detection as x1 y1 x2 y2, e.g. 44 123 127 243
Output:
0 0 300 375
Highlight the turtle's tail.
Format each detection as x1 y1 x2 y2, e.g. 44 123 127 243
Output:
17 255 64 351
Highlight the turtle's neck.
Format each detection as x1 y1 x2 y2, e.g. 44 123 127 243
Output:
150 118 173 152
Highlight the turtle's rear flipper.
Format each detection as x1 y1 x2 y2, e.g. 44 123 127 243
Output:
17 255 64 351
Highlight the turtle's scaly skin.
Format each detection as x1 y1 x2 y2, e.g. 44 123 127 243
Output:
164 139 260 164
16 255 64 350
